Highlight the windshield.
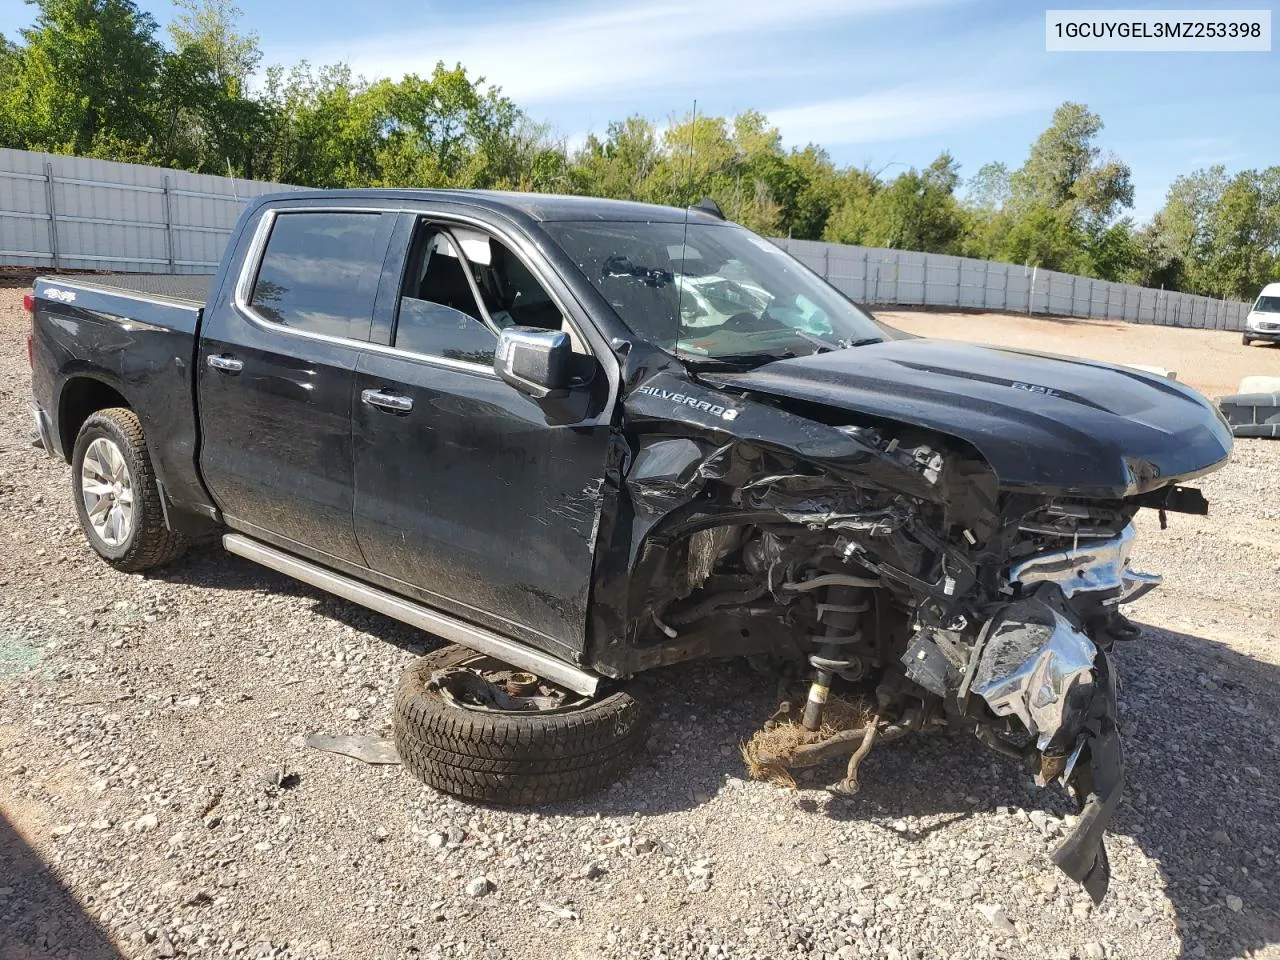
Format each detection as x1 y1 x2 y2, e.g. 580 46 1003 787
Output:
1254 295 1280 314
543 220 885 364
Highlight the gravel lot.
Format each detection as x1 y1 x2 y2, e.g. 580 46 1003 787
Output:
2 285 1278 960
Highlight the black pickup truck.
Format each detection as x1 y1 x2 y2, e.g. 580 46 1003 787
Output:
27 189 1232 902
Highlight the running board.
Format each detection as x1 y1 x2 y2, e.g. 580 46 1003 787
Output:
222 533 601 696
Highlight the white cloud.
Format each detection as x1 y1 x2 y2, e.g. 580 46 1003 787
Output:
766 85 1052 147
273 0 967 103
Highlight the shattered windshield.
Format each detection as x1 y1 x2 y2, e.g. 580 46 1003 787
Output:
543 220 885 364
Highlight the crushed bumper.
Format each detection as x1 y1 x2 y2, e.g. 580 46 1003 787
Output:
968 590 1126 902
1050 650 1123 904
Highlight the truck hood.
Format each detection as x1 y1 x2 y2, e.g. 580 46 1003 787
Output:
705 338 1232 498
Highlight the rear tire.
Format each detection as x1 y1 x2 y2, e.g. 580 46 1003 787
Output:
393 645 648 805
71 407 186 572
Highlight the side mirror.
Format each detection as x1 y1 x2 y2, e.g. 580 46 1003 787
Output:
494 327 572 399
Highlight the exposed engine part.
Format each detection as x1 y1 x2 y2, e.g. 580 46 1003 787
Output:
743 703 922 777
900 628 969 698
665 581 768 627
686 525 740 589
974 724 1036 760
504 672 540 697
429 665 578 713
607 415 1197 906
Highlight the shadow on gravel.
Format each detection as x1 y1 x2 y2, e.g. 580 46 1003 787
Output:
0 811 124 959
1112 622 1280 960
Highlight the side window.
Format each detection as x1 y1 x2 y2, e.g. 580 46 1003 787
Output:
392 220 591 364
456 228 589 355
248 212 387 340
394 226 498 365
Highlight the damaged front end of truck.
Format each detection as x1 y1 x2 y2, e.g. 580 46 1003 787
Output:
584 341 1232 904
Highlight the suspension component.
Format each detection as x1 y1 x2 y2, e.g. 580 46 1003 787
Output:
827 712 882 796
801 584 869 730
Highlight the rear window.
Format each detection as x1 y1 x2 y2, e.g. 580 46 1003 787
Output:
248 212 391 340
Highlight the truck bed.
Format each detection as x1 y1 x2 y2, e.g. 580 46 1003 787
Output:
29 271 213 526
44 272 212 307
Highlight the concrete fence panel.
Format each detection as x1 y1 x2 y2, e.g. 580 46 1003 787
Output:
0 148 302 275
772 237 1254 333
0 148 1255 333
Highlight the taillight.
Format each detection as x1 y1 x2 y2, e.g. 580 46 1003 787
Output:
22 293 34 312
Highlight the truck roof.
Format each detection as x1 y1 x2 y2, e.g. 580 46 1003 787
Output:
1259 282 1280 298
255 189 729 225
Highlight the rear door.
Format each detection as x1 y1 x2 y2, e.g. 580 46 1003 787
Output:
198 204 396 563
351 212 615 661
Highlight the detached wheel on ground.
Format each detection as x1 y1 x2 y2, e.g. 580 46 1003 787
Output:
393 645 648 805
71 407 186 572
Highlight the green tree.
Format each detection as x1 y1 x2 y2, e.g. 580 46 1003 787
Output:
1158 165 1280 299
823 155 964 253
168 0 259 92
967 102 1135 277
159 0 270 176
4 0 163 152
572 116 664 200
779 145 841 239
822 166 880 245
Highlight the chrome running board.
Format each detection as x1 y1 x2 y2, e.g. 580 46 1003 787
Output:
222 533 601 696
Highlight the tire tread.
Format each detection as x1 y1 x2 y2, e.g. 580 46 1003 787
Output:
392 645 648 805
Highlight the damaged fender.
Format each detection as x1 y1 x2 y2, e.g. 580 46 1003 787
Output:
582 348 1213 904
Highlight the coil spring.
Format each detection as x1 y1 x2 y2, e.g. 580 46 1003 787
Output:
807 598 870 676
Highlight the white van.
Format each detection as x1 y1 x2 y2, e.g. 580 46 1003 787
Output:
1243 282 1280 346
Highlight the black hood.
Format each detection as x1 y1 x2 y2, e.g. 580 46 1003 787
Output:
705 338 1232 498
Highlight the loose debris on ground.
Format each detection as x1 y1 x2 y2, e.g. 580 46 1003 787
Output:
2 287 1279 960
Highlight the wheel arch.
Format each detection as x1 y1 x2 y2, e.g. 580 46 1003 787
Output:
57 374 132 464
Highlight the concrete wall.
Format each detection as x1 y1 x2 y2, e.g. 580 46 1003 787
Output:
0 149 1254 331
0 148 301 275
773 238 1253 332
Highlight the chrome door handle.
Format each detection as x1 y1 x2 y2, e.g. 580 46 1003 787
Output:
361 389 413 413
207 354 244 373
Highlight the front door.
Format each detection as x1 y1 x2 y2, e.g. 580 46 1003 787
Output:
198 206 395 563
351 217 613 661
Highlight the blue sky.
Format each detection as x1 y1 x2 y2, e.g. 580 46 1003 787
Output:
2 0 1275 220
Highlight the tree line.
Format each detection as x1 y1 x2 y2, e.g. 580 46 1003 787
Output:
2 0 1277 301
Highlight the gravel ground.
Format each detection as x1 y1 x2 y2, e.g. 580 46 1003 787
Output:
1 285 1279 960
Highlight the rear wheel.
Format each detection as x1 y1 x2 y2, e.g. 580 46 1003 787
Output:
393 645 648 805
71 407 186 572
